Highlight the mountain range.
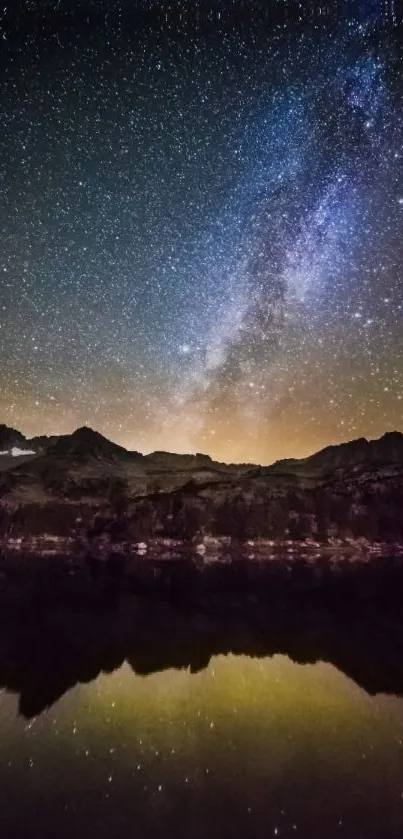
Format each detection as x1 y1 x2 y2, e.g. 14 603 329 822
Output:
1 424 403 546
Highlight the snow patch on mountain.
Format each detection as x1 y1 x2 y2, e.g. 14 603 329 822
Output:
0 447 36 457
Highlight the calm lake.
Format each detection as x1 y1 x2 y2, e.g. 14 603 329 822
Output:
1 650 403 838
1 552 403 838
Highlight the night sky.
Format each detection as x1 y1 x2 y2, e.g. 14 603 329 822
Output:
1 1 403 464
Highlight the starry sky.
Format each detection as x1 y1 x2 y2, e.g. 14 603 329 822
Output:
1 0 403 464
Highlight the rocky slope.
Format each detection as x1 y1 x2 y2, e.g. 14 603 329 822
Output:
269 431 403 477
1 425 403 545
0 424 28 451
0 425 60 471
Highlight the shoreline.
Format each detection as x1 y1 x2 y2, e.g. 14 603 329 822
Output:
2 534 403 560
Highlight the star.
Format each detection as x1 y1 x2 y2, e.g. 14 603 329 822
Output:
0 1 402 465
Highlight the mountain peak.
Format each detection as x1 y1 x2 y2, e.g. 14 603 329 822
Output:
71 426 108 441
47 427 129 461
0 424 27 451
293 431 403 475
145 450 214 468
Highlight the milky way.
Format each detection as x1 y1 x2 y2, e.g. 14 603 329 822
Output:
1 1 403 463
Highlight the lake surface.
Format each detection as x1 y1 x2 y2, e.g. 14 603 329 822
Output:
1 553 403 838
1 650 403 838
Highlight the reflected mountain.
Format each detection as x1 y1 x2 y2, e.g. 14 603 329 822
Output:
2 574 403 717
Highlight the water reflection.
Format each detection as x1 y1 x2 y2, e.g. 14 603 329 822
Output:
1 561 403 837
1 592 403 717
1 648 403 839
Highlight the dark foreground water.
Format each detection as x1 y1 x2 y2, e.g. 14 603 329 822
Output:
2 651 403 839
1 555 403 837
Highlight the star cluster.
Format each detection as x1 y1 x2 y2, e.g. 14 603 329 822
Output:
1 1 403 463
